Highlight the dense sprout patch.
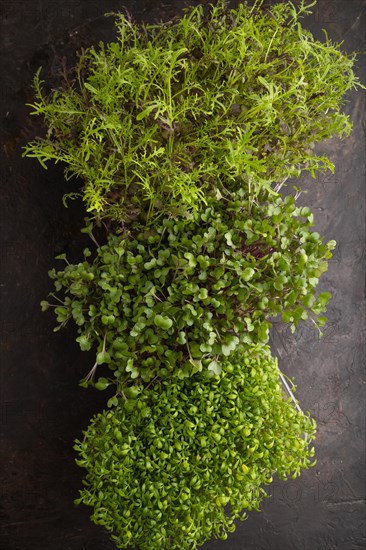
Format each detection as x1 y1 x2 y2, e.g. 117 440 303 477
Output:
75 345 316 550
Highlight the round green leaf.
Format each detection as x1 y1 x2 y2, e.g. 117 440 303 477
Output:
154 315 173 330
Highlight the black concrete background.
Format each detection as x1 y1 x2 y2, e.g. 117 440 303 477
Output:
0 1 365 549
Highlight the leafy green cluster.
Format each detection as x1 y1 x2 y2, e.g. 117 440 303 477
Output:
23 0 361 223
28 1 361 547
42 193 334 390
74 344 316 550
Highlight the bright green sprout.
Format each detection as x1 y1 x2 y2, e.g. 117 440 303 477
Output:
74 344 317 550
24 0 362 225
42 192 334 388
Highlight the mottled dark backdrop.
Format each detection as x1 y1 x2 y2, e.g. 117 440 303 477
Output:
0 1 365 549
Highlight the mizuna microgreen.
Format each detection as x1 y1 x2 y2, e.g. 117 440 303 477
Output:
23 0 362 225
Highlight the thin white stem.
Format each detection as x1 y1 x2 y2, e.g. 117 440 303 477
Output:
89 232 100 248
279 370 308 442
279 370 302 414
50 293 66 305
274 177 289 193
85 362 98 383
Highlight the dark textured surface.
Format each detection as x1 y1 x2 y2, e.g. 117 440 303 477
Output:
0 1 365 549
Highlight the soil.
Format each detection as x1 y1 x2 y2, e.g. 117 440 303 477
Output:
0 1 365 549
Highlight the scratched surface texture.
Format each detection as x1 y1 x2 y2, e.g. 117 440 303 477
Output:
0 1 365 549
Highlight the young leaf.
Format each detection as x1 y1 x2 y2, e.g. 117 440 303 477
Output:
95 377 110 391
154 315 173 330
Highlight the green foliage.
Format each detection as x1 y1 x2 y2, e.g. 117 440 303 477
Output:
23 0 362 224
43 192 334 387
28 2 359 546
74 344 316 550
